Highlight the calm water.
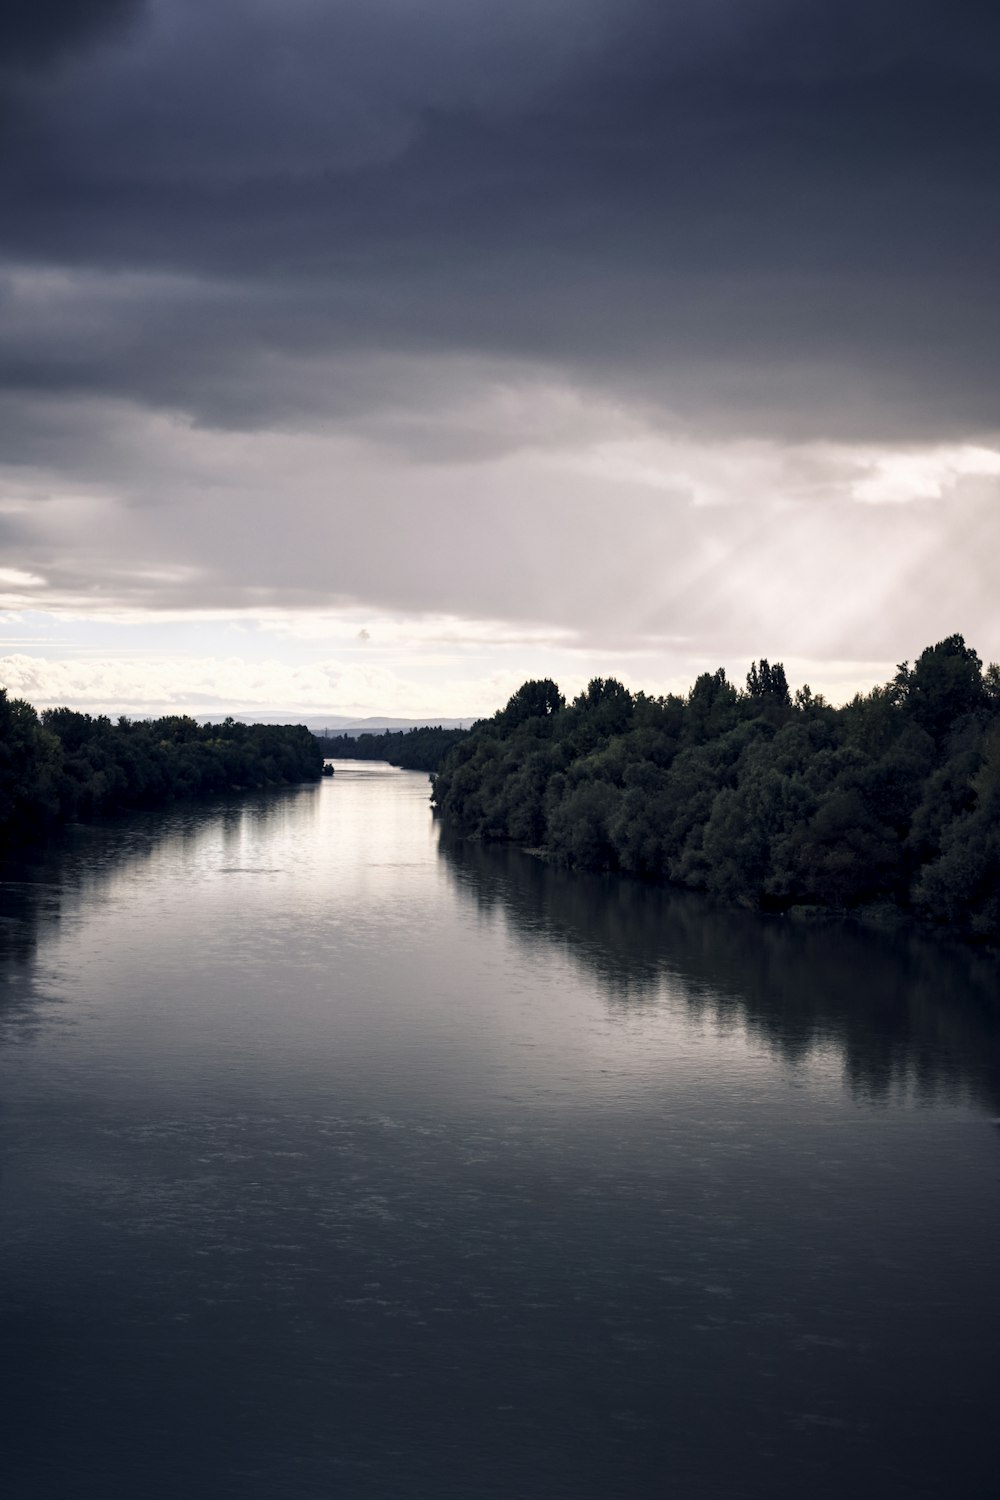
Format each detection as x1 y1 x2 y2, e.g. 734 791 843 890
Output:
1 764 998 1499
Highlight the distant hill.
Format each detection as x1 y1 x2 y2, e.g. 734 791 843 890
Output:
200 714 475 736
314 716 475 737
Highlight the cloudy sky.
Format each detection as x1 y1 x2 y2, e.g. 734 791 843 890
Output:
1 0 998 718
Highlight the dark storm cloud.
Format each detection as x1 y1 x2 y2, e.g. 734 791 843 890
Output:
0 0 142 71
0 0 998 443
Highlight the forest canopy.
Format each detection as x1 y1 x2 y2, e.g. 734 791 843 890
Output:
318 725 468 773
0 700 322 837
431 637 1000 944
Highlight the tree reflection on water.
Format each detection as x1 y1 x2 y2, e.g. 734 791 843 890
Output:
438 829 1000 1115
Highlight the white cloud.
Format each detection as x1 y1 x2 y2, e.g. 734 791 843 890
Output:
851 444 1000 504
1 371 999 714
0 642 920 720
0 568 45 587
0 647 598 720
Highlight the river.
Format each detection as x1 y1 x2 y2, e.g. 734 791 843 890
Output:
1 762 998 1499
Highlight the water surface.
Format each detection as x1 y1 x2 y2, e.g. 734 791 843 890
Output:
1 764 998 1498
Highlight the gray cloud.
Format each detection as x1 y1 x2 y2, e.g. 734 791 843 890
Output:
1 0 999 710
1 0 142 73
2 380 998 669
0 0 997 445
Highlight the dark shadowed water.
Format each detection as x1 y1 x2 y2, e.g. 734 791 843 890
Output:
1 764 998 1499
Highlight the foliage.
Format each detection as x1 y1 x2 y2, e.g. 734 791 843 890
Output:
318 725 469 773
432 638 1000 944
0 693 322 838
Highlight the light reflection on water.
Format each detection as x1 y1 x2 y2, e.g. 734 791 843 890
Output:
0 763 998 1500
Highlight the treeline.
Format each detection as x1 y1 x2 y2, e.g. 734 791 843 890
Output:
0 696 323 837
431 636 1000 944
318 725 469 773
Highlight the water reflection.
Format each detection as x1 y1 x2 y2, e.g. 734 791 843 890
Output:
0 772 997 1500
438 830 1000 1115
0 788 318 1030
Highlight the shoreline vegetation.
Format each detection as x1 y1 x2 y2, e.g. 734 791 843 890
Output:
431 636 1000 947
4 634 997 946
0 700 322 839
317 726 467 772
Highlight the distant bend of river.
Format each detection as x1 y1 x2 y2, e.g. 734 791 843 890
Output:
1 762 998 1500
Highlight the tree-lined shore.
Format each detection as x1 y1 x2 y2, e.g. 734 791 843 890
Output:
318 726 468 773
0 697 322 837
432 637 1000 945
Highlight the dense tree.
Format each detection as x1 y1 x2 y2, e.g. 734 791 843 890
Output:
499 679 565 727
895 634 985 742
746 659 791 706
0 691 63 829
317 725 469 773
432 637 1000 944
685 669 739 745
913 726 1000 938
0 700 322 838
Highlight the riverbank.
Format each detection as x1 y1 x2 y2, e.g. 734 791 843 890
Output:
462 831 997 957
317 724 468 772
0 689 322 838
432 638 1000 946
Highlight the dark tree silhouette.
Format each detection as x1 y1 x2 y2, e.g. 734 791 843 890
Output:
0 697 323 838
432 638 1000 944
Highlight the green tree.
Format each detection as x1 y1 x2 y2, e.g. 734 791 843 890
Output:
499 679 565 728
896 634 985 741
